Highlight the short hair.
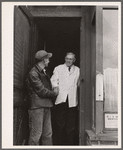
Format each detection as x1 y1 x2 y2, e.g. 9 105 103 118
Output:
65 52 76 60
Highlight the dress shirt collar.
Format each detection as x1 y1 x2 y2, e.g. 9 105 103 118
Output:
35 64 46 75
64 63 75 74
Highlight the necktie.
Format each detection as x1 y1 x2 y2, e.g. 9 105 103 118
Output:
68 67 71 71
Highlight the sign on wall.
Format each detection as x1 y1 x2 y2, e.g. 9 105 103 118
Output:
105 113 118 129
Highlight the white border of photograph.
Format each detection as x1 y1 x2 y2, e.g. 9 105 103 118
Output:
2 1 121 149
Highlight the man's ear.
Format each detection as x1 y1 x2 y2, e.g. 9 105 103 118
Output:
73 58 76 62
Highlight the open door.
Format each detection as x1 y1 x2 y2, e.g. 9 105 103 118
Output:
14 6 38 145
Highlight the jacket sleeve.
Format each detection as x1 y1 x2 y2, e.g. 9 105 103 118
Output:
28 71 56 98
50 67 59 88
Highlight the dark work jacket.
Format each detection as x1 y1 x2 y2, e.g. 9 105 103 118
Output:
26 64 56 109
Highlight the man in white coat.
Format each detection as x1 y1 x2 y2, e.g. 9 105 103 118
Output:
51 52 80 145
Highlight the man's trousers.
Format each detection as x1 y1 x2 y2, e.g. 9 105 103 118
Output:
28 108 52 145
54 99 77 145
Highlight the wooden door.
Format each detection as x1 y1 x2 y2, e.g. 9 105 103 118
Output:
14 6 38 145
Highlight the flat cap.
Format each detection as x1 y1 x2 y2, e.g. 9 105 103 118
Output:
35 50 52 61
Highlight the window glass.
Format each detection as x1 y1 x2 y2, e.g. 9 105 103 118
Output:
103 10 118 112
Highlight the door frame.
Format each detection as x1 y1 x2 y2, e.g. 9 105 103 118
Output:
18 6 94 145
79 6 97 145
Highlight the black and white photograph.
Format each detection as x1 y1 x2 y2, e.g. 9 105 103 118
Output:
2 1 121 149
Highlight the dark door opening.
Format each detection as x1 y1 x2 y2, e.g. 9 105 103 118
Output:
34 17 81 145
35 17 80 74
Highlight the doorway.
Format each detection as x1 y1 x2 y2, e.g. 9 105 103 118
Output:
14 6 95 145
35 17 80 74
35 17 81 145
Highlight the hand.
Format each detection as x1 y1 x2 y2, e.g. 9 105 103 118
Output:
53 87 59 96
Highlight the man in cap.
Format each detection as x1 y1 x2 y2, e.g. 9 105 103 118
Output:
26 50 59 145
51 52 80 145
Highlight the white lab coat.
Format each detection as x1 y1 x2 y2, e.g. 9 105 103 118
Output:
51 64 80 107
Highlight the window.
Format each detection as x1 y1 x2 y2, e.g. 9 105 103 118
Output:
103 8 118 129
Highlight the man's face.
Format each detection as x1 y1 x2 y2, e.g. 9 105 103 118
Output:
65 54 75 67
43 58 50 67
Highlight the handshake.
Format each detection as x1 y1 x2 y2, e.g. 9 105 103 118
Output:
53 87 59 96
